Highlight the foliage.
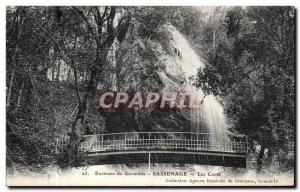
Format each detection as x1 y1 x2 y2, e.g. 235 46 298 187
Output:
6 6 295 172
195 6 295 170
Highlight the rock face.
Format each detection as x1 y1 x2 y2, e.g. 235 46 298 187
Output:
101 21 228 143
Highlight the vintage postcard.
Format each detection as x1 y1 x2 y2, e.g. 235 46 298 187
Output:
6 6 295 186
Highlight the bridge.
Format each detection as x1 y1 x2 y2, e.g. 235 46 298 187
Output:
56 132 247 169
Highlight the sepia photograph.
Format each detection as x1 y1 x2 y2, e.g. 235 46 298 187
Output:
5 5 295 187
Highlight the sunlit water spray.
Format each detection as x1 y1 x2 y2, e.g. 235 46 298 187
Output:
165 24 228 147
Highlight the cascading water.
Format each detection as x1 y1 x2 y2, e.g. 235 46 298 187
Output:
165 25 228 148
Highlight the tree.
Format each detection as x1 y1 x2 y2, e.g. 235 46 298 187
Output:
196 6 295 171
6 7 60 166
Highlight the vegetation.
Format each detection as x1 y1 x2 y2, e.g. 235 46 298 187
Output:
195 7 295 171
6 6 295 172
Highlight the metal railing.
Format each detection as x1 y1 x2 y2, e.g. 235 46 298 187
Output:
56 132 247 154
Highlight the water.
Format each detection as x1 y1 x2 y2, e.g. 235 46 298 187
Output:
166 24 228 145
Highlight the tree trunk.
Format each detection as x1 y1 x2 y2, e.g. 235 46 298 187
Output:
52 46 57 82
52 65 55 81
67 67 72 82
7 65 15 109
56 60 61 82
13 82 24 113
257 144 265 171
213 30 216 54
66 6 118 167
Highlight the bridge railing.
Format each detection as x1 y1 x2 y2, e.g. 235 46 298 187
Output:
75 132 247 154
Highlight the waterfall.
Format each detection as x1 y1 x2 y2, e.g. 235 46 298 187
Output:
166 25 227 146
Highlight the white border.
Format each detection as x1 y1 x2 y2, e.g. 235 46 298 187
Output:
2 0 300 6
